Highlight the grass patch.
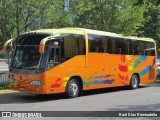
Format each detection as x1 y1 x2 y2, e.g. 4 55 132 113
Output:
0 85 9 90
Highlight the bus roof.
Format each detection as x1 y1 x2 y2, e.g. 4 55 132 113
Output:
24 28 155 42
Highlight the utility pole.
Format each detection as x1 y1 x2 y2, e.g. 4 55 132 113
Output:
38 0 41 29
64 0 69 11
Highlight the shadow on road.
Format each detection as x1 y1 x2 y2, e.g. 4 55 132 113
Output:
84 103 160 119
107 103 160 111
82 104 160 119
0 84 154 104
0 92 66 104
82 85 148 96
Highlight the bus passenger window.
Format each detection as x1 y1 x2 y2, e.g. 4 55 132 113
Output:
89 40 104 53
116 48 121 54
114 38 126 54
90 45 102 52
129 49 134 55
134 49 141 55
63 34 85 61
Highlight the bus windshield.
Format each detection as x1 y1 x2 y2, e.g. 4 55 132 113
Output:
10 34 50 71
12 45 41 70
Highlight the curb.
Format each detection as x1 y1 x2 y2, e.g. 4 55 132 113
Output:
154 80 160 84
0 89 18 94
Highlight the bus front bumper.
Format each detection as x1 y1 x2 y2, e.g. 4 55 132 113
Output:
8 82 46 94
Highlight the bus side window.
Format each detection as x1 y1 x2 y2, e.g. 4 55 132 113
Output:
114 38 126 54
151 50 155 56
134 49 140 55
88 34 105 53
144 50 147 55
130 49 134 55
90 45 97 52
77 37 86 55
116 48 121 54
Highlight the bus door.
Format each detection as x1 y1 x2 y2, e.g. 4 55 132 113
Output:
47 46 61 69
45 46 63 93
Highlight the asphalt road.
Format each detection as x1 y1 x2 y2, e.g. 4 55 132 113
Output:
0 83 160 120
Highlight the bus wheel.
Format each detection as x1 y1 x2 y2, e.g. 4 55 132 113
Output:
66 78 80 98
129 74 139 89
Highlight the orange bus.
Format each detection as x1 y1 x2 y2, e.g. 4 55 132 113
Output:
2 28 156 98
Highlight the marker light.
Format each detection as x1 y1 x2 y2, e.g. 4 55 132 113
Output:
53 42 58 46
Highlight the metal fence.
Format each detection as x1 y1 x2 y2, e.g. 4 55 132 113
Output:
0 72 8 87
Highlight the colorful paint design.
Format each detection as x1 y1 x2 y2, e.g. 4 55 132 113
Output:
94 74 115 79
84 74 115 86
121 55 132 62
50 77 69 88
51 83 61 88
119 55 147 72
56 78 61 82
118 73 128 81
129 56 147 71
119 55 156 85
84 79 115 86
51 78 62 88
87 76 93 80
139 58 156 77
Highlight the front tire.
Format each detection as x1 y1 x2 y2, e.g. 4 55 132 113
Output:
66 79 80 98
129 74 139 89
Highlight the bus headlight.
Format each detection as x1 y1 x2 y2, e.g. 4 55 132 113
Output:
30 81 43 86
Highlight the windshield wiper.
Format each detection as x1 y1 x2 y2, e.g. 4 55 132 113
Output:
12 63 23 69
22 67 39 72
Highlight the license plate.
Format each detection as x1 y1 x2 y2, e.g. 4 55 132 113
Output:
20 87 25 91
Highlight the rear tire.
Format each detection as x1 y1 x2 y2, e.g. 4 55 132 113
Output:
129 74 139 89
66 78 80 98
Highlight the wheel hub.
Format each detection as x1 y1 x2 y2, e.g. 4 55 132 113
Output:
132 76 138 88
69 82 78 96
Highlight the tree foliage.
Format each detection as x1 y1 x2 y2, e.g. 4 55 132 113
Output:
0 0 160 49
138 0 160 47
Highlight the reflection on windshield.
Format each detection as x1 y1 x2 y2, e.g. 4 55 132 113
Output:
12 45 41 70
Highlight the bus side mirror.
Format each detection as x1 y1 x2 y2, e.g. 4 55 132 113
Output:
39 44 45 54
39 36 56 54
2 45 7 54
2 38 15 54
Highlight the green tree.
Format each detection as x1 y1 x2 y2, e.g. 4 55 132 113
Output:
43 0 95 28
0 0 94 50
0 1 14 40
138 0 160 48
76 0 147 36
1 0 157 51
